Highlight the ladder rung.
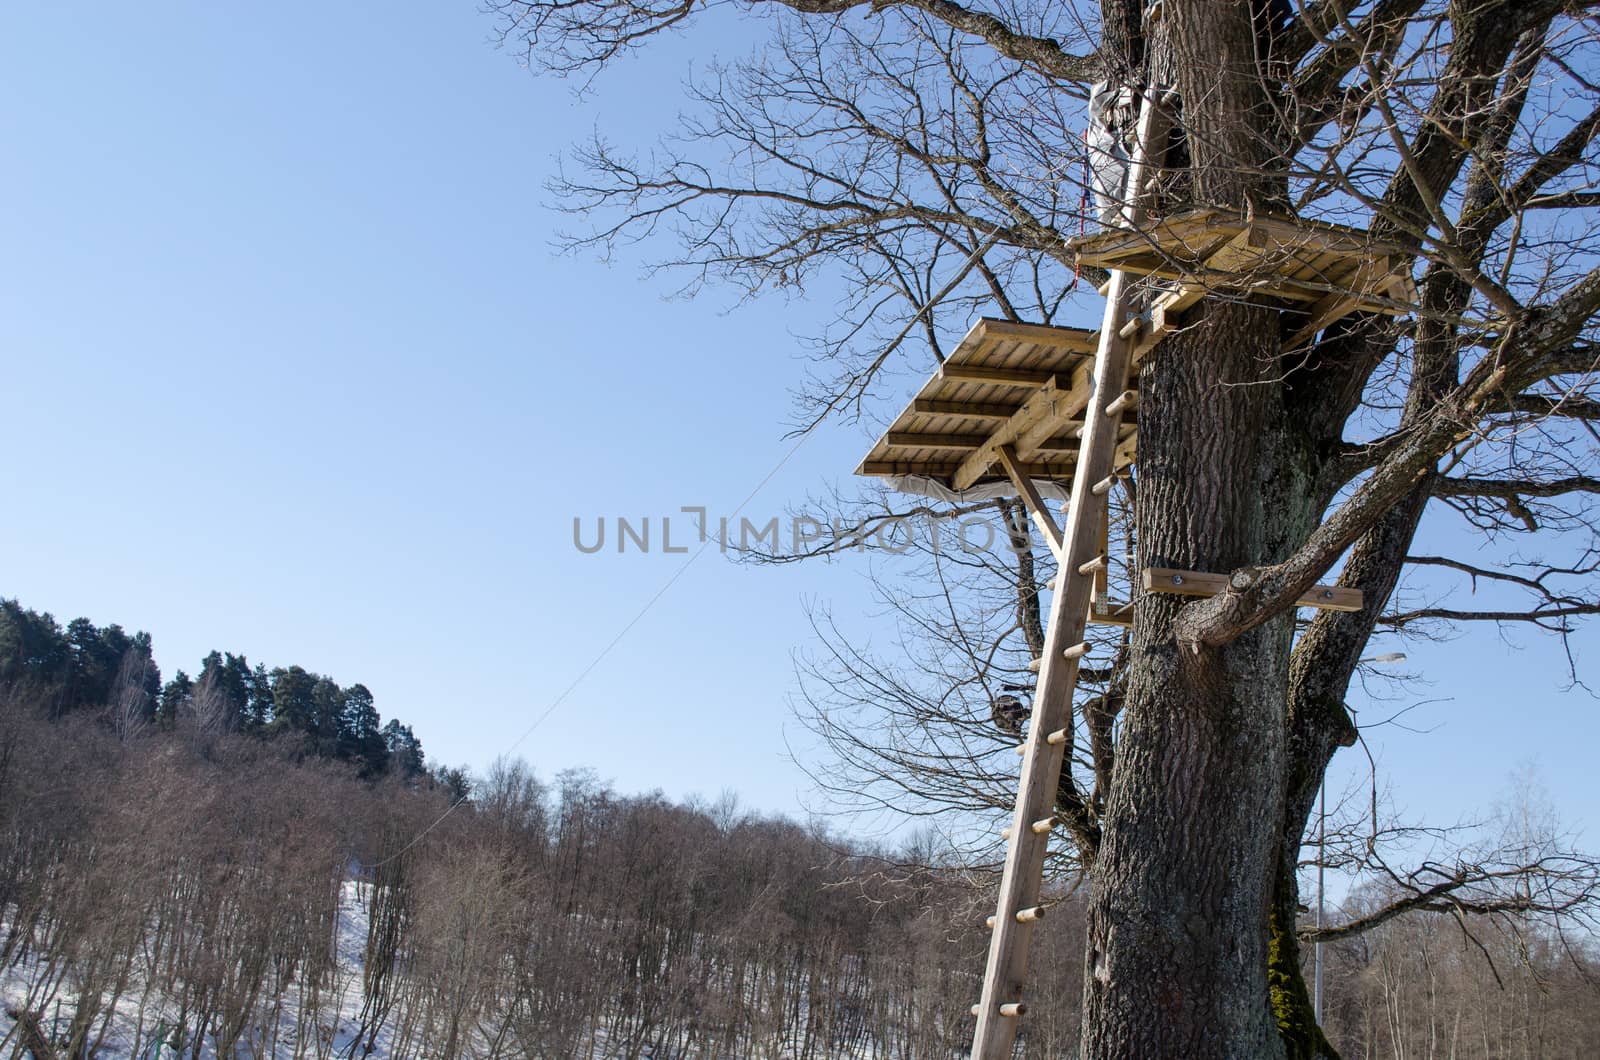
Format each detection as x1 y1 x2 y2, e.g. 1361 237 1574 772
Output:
1045 728 1069 746
976 1002 1028 1017
1077 554 1107 576
1028 641 1092 672
1016 906 1047 923
1117 314 1144 340
1097 276 1114 296
1092 473 1120 496
1014 742 1027 755
1030 816 1058 835
1001 825 1013 839
1104 389 1138 417
985 915 996 930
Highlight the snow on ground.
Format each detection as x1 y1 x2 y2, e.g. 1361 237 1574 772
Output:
0 882 390 1059
2 883 898 1059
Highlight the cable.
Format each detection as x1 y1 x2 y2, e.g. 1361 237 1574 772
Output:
364 429 814 868
366 231 1005 869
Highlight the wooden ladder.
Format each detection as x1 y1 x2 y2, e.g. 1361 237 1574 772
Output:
968 84 1177 1060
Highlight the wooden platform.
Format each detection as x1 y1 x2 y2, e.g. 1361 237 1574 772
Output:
1068 206 1417 349
854 318 1137 493
858 211 1416 500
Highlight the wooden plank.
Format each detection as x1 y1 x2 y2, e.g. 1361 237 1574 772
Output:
1141 567 1364 612
1069 205 1412 314
856 458 1077 478
940 364 1060 387
969 318 1100 353
1011 369 1095 462
997 445 1065 561
953 376 1083 490
1030 431 1085 453
1284 255 1390 350
884 432 991 450
912 398 1021 419
1067 206 1238 268
1089 602 1134 627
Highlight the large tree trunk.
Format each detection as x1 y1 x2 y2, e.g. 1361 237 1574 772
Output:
1081 298 1309 1059
1081 4 1314 1056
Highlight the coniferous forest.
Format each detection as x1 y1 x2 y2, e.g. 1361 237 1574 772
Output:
1 597 1597 1059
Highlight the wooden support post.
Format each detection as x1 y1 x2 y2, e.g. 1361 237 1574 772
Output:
1141 567 1364 612
1095 502 1111 608
997 445 1065 562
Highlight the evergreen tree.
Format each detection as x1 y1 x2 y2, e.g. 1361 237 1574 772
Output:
270 666 318 735
381 720 425 777
158 670 193 728
0 600 70 707
341 683 388 776
247 663 274 728
310 676 347 757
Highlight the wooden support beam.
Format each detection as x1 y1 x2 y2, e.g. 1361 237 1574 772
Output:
1141 567 1363 612
997 445 1065 562
912 398 1021 419
1095 503 1111 607
1089 601 1135 628
940 364 1060 387
954 374 1087 489
969 318 1100 352
884 432 991 450
856 458 1077 478
1284 255 1391 351
1012 369 1096 464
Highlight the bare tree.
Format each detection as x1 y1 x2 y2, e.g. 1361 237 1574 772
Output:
490 0 1600 1055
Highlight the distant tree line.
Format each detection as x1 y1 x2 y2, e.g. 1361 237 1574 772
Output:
1 598 1596 1057
0 599 426 779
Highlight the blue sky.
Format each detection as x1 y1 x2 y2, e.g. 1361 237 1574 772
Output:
2 3 1594 858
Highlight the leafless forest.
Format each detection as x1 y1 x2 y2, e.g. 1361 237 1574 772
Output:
0 661 1595 1057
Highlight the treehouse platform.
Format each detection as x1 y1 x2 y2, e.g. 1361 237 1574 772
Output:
854 318 1136 495
1067 205 1418 349
856 210 1417 501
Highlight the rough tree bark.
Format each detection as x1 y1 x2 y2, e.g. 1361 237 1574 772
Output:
1081 4 1309 1056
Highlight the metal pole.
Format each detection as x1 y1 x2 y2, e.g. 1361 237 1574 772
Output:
1314 777 1325 1023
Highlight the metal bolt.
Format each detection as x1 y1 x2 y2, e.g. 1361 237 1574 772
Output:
1171 575 1184 586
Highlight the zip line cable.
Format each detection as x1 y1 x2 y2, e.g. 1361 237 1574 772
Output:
365 228 1007 870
